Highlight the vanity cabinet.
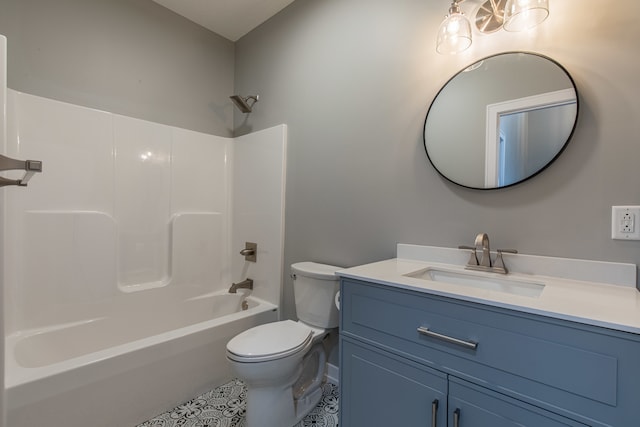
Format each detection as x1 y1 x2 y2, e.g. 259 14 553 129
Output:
339 278 640 427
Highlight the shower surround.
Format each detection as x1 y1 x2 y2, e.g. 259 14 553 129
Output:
2 90 286 427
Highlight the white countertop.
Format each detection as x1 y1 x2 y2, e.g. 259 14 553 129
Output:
337 244 640 335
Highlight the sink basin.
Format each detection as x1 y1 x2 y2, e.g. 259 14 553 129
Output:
404 267 545 298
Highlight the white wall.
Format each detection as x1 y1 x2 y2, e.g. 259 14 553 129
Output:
4 92 286 334
232 125 288 310
4 91 230 332
234 0 640 323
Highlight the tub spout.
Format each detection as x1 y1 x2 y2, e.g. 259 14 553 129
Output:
229 278 253 293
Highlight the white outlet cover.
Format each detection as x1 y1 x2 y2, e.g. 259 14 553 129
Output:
611 206 640 240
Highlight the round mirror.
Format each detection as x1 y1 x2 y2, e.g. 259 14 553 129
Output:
423 52 578 189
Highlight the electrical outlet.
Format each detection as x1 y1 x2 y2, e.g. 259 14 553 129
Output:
621 213 635 233
612 206 640 240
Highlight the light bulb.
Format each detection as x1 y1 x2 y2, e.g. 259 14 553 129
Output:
446 18 461 34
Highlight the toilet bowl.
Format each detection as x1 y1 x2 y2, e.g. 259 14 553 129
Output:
226 262 341 427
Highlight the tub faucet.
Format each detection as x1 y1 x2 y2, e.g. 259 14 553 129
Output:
229 278 253 293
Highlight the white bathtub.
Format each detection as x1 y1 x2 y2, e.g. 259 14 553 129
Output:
5 291 278 427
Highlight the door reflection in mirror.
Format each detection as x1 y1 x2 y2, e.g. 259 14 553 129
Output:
487 89 578 187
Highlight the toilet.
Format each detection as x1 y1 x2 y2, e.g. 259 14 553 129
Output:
226 262 341 427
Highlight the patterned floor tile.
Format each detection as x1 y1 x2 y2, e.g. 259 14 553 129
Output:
138 379 338 427
293 383 339 427
137 410 202 427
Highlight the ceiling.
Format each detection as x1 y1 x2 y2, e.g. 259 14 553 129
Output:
152 0 297 42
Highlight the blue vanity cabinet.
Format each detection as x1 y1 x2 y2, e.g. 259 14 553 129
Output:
339 278 640 427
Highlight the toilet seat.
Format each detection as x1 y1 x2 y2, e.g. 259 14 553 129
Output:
227 320 313 363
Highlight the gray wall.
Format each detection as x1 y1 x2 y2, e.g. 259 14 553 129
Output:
0 0 235 136
234 0 640 323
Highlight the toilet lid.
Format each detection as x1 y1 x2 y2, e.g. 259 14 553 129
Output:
291 262 341 280
227 320 313 362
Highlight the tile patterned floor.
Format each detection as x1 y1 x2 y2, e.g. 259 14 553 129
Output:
136 379 339 427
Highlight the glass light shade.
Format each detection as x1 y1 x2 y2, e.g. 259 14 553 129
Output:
503 0 549 32
436 13 472 54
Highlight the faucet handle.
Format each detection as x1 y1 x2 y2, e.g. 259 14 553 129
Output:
458 245 479 266
494 249 518 274
240 242 257 262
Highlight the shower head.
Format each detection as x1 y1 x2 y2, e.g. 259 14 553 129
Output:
230 95 259 113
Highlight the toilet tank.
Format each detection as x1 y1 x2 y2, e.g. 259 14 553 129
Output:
291 262 341 329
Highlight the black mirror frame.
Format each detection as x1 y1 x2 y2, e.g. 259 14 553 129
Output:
423 51 580 190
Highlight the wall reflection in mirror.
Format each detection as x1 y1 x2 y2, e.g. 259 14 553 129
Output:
424 52 578 190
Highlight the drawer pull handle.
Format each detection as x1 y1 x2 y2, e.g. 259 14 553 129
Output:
453 408 461 427
431 399 438 427
417 326 478 350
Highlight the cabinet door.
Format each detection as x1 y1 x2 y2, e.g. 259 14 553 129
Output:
448 378 586 427
341 337 447 427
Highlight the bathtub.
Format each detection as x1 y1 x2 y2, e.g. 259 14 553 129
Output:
5 290 278 427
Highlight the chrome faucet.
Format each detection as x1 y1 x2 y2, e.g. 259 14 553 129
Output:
458 233 517 274
229 278 253 293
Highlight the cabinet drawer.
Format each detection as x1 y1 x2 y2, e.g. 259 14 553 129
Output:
340 278 640 426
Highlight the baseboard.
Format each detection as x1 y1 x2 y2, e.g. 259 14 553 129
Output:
326 363 339 385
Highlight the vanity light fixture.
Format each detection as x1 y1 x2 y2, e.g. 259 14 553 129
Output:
436 0 473 55
437 0 550 54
